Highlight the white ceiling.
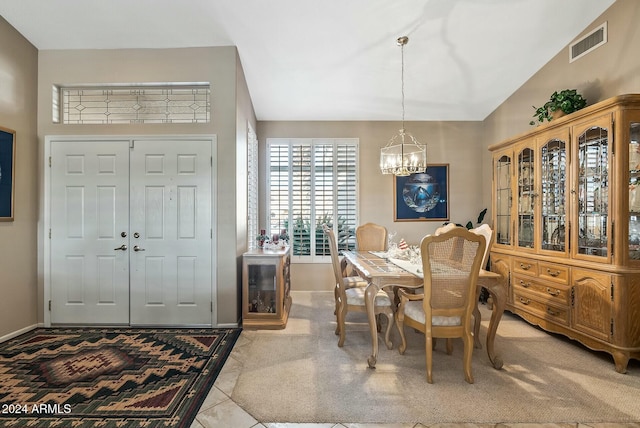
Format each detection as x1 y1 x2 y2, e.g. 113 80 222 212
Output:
0 0 616 121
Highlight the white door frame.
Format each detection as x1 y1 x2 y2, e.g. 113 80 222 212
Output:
43 135 218 327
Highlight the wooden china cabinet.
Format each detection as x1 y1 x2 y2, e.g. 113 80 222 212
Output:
489 94 640 373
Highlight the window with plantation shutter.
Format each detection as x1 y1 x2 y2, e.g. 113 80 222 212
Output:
267 138 358 263
247 123 259 249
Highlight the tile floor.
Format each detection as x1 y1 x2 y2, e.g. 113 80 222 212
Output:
190 292 640 428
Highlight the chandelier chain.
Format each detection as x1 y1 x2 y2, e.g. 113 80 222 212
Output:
401 40 405 129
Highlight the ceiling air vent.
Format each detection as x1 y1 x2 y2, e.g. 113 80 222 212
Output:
570 22 607 63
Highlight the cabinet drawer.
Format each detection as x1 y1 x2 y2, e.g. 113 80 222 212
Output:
538 261 569 284
513 257 538 276
514 290 570 326
512 274 570 304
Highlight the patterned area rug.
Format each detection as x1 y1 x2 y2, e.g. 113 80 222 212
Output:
0 327 241 427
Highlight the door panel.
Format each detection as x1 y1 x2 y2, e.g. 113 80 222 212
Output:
50 138 213 327
50 141 130 324
129 140 212 326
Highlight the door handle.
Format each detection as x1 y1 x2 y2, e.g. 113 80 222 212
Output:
114 244 127 251
133 245 145 252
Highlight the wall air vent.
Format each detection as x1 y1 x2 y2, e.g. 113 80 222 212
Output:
570 22 607 63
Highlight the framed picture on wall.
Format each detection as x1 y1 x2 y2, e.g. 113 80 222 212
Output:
0 127 16 221
393 164 449 222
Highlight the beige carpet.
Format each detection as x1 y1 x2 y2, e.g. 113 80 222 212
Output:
231 291 640 424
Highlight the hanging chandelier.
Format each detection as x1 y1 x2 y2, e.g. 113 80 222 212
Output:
380 36 427 176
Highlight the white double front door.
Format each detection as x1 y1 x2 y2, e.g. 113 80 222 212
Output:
49 138 212 326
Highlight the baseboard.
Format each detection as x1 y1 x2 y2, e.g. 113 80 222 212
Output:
0 324 38 343
216 322 240 328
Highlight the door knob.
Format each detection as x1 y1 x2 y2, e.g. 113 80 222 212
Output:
114 244 127 251
133 245 145 252
121 232 127 238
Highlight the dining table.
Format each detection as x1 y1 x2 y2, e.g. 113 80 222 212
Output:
342 250 508 369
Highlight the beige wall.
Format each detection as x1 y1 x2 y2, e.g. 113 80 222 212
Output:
0 17 38 338
36 46 253 326
257 120 485 290
482 0 640 216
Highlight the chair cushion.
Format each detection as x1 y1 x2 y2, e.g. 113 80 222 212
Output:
346 286 392 306
344 276 368 288
404 301 461 326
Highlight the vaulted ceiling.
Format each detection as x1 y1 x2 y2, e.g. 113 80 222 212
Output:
0 0 616 121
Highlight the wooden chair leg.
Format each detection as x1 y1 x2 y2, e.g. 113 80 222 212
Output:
396 312 407 354
336 301 347 347
463 331 474 384
426 335 434 383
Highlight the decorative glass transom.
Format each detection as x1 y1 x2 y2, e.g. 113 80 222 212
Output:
56 83 210 124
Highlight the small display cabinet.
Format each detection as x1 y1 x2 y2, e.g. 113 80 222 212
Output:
242 247 291 329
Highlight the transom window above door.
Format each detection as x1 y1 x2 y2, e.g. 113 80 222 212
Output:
52 82 211 124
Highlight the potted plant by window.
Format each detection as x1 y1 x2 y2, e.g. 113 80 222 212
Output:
256 229 269 248
530 89 587 125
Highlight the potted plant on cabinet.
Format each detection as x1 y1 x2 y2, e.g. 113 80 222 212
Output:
530 89 587 125
256 229 270 248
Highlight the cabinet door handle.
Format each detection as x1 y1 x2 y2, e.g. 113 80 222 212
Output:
546 307 559 316
519 297 531 305
546 268 560 277
546 287 560 296
520 263 532 270
519 280 531 288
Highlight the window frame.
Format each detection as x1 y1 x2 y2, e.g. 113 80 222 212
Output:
266 138 359 263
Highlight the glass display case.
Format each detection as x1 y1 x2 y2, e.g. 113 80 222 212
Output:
489 95 640 373
629 121 640 261
494 153 512 246
540 137 568 253
575 124 609 258
242 247 291 329
517 146 535 249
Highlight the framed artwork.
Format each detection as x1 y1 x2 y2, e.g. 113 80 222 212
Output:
0 127 15 221
394 164 449 222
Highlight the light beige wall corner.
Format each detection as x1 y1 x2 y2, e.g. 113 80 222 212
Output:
0 17 38 338
36 46 243 326
235 52 257 321
257 120 485 291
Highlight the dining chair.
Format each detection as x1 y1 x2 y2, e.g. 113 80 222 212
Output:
323 225 395 348
395 227 485 383
356 222 388 251
434 222 458 236
469 224 494 348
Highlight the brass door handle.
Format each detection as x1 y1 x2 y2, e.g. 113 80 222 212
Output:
519 297 531 305
546 307 559 316
133 245 146 252
114 244 127 251
519 280 531 288
520 263 532 270
546 287 560 296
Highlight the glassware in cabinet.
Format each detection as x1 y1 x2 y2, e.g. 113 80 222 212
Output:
575 124 609 258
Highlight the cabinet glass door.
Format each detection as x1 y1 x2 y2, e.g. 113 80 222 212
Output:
540 138 567 253
629 122 640 261
576 125 609 257
517 147 535 249
247 264 277 314
495 154 512 246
